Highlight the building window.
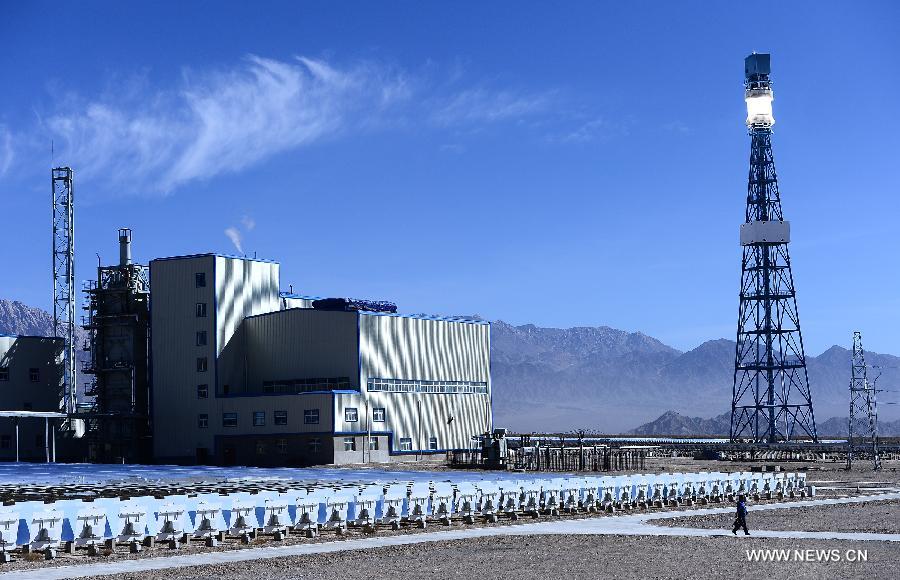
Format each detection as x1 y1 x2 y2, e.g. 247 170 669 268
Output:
429 436 438 451
263 381 275 394
255 441 267 455
222 412 238 427
277 438 288 454
196 331 207 346
35 434 44 448
195 272 206 288
399 437 412 451
29 368 39 382
196 357 208 372
198 414 208 428
343 437 356 452
196 302 207 317
0 435 9 449
309 437 322 453
222 384 230 395
274 410 287 425
253 411 266 427
197 384 208 399
369 437 379 451
304 409 319 424
0 367 8 381
372 407 386 422
344 408 358 422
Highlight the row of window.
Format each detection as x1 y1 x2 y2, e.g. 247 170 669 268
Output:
203 409 320 428
261 377 352 394
343 407 386 423
0 368 40 382
244 436 437 454
246 435 433 455
366 378 488 395
197 407 388 426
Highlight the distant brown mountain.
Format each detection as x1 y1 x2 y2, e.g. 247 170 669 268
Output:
629 410 900 438
489 321 900 432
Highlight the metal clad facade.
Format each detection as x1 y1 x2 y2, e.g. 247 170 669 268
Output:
235 309 359 391
150 255 280 461
357 313 491 453
214 256 280 357
0 336 64 461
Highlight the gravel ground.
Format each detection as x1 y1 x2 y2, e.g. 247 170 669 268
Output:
90 534 900 580
653 498 900 534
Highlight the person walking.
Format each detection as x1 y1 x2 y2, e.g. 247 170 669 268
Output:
732 494 750 535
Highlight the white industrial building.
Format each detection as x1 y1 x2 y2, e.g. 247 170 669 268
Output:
150 253 492 466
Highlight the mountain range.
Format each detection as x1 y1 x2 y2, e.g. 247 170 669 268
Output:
629 409 900 437
2 298 897 433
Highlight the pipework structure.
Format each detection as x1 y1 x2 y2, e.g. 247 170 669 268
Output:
847 331 881 470
730 54 818 444
51 167 76 415
81 229 151 462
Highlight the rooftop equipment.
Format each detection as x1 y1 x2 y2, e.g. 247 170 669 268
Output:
312 298 398 313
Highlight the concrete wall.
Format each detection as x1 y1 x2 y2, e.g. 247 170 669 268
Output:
0 336 63 460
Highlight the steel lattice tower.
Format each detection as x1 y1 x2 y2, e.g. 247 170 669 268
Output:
847 331 881 470
730 54 817 443
52 167 77 414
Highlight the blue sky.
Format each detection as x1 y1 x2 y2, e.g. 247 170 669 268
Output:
2 1 899 356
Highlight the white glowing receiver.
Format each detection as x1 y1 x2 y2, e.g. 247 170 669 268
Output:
740 220 790 245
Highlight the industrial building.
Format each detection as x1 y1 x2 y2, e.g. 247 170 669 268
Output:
0 335 65 461
2 221 493 466
149 253 492 466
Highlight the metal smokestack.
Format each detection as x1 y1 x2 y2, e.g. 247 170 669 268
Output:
118 228 132 267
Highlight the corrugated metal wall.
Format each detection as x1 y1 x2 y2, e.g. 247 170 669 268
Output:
359 314 490 383
235 309 359 391
150 256 217 459
214 257 280 356
357 314 491 453
151 255 281 460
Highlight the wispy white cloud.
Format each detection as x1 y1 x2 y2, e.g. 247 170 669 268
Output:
431 88 553 126
0 126 13 176
240 215 256 231
224 226 243 253
29 56 614 195
557 117 606 143
663 120 691 134
44 56 410 194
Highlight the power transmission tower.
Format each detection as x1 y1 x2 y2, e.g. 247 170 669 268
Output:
730 54 817 443
847 331 881 470
52 167 77 414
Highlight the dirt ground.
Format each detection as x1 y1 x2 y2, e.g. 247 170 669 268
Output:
97 534 900 580
654 498 900 534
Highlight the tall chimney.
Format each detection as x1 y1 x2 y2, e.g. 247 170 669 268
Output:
118 228 132 267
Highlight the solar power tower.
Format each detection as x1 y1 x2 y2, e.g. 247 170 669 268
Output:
846 332 881 470
730 54 818 443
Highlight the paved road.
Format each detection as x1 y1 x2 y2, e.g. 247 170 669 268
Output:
3 492 899 580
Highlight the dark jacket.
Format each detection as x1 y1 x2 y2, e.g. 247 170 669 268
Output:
736 500 747 518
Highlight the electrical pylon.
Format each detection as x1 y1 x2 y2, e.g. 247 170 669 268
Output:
730 54 818 443
847 331 881 470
